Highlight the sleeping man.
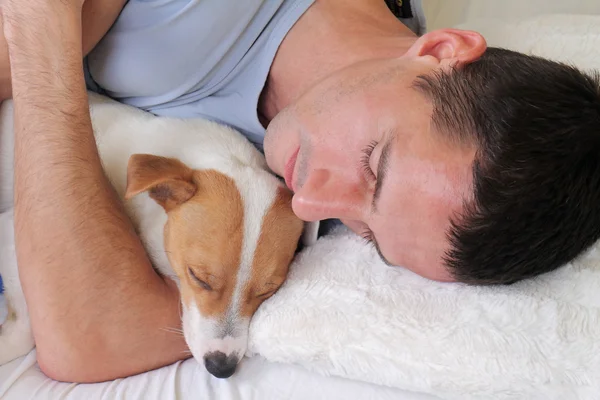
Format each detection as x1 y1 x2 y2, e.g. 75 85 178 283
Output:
2 0 600 383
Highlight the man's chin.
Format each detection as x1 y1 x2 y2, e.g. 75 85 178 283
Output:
262 138 279 176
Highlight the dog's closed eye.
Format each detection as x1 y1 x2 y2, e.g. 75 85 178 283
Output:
188 267 212 291
257 290 276 299
257 284 280 299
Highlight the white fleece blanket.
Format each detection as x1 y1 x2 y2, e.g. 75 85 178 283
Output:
246 14 600 400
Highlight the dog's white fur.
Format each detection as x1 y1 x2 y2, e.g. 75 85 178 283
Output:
0 93 316 374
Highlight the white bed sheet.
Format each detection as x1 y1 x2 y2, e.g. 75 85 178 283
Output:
0 349 440 400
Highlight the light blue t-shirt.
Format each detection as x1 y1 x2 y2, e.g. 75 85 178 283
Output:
86 0 315 149
85 0 426 150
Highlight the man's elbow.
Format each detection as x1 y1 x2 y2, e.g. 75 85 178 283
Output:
36 338 122 383
37 351 91 383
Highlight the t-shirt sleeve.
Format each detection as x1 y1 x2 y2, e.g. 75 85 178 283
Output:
86 0 276 103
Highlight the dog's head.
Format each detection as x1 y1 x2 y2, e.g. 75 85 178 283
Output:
124 154 311 378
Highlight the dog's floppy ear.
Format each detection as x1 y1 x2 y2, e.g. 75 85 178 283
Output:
125 154 197 211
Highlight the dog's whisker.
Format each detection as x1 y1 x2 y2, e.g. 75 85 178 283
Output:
160 325 181 331
163 328 184 335
161 326 185 336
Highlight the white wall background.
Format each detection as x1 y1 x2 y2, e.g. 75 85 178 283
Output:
422 0 600 30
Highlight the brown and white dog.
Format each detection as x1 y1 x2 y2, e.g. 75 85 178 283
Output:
0 93 317 379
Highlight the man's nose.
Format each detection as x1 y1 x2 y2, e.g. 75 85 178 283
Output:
292 168 367 222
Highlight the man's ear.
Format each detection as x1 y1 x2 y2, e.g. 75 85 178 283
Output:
125 154 197 211
405 28 487 66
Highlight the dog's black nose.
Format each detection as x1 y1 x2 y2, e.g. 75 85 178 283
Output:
203 351 239 379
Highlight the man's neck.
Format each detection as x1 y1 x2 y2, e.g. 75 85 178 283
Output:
258 0 418 124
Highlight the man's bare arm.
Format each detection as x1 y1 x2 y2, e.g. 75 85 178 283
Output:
2 0 189 383
0 0 126 99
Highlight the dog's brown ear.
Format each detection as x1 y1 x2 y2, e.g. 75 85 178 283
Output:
125 154 197 211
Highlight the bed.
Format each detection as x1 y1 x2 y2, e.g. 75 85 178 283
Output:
0 349 438 400
2 9 600 400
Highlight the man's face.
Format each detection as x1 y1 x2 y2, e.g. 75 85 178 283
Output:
264 29 486 281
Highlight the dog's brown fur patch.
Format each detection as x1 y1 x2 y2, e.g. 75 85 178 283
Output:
164 169 244 317
241 186 304 318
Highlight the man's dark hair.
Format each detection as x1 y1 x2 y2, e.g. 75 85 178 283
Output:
414 47 600 285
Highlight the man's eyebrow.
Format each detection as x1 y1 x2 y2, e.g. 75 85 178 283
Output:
372 134 394 213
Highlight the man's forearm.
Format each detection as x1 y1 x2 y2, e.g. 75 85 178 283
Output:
5 5 188 382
